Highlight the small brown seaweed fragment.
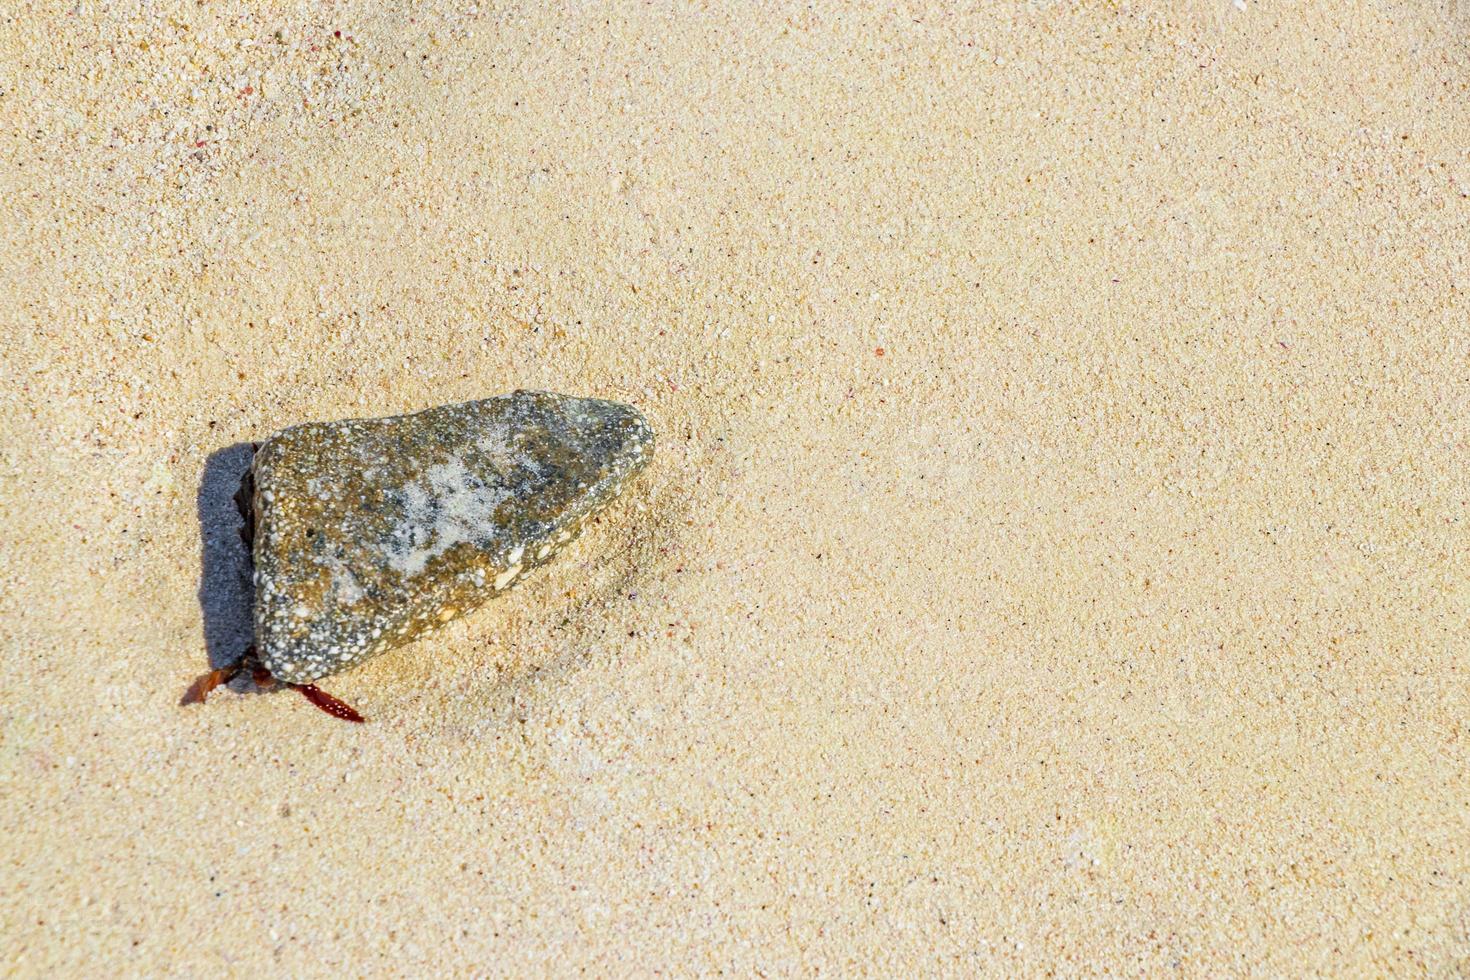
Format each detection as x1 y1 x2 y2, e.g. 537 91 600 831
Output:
184 390 654 721
181 646 364 722
181 667 235 707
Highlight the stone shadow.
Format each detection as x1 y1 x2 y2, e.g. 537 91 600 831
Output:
196 443 256 671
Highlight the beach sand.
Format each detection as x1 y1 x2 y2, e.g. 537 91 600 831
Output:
3 0 1468 973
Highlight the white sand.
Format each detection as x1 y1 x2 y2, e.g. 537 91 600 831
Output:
3 0 1468 973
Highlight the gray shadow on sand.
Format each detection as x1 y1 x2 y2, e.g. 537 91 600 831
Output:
197 443 256 670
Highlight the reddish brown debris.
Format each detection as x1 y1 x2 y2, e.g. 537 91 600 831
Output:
181 646 365 722
292 684 365 722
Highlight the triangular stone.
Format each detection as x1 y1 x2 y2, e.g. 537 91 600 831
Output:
246 391 654 683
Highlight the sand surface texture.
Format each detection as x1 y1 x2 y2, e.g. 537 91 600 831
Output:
3 1 1468 974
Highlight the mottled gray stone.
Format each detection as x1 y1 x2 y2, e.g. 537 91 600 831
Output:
247 391 654 683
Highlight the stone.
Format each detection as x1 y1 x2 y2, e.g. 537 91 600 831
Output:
244 390 654 684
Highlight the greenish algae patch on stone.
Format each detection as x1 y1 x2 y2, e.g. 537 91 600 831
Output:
249 391 654 684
